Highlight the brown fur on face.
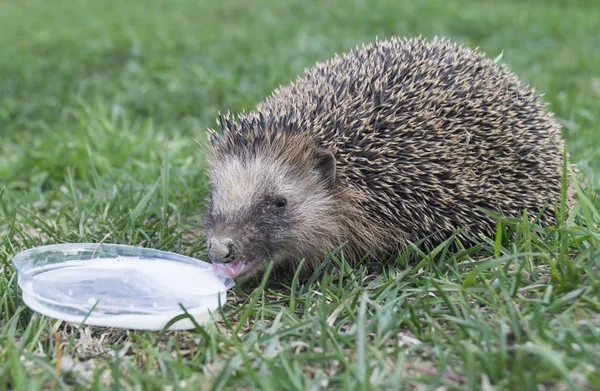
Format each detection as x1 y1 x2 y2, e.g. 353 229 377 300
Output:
203 131 403 280
203 36 574 280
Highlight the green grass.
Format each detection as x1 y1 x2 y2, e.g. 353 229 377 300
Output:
1 0 599 389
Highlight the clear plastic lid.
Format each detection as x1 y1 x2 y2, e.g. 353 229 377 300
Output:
12 243 234 330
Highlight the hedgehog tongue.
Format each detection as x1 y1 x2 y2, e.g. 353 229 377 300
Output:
212 259 244 278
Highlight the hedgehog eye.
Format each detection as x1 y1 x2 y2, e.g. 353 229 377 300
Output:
274 198 287 208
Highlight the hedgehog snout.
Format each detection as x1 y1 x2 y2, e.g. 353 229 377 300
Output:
208 237 236 263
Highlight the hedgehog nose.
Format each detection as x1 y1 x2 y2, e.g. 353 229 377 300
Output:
208 237 236 263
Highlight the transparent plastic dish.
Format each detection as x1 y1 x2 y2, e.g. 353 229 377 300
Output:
12 243 234 330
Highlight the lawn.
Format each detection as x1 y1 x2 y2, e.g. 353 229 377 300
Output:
1 0 599 389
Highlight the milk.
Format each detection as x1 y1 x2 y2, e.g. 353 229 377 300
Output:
20 257 228 330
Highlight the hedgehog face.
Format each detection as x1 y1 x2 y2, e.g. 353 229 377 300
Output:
203 144 339 280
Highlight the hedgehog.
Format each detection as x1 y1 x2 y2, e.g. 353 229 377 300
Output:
202 36 574 281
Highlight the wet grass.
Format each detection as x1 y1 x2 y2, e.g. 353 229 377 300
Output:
1 0 599 389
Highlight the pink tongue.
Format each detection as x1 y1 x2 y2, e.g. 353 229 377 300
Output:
212 260 244 278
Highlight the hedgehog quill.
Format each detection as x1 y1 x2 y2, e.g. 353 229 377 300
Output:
203 36 574 281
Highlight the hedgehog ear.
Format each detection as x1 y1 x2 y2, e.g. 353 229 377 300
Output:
313 149 336 188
